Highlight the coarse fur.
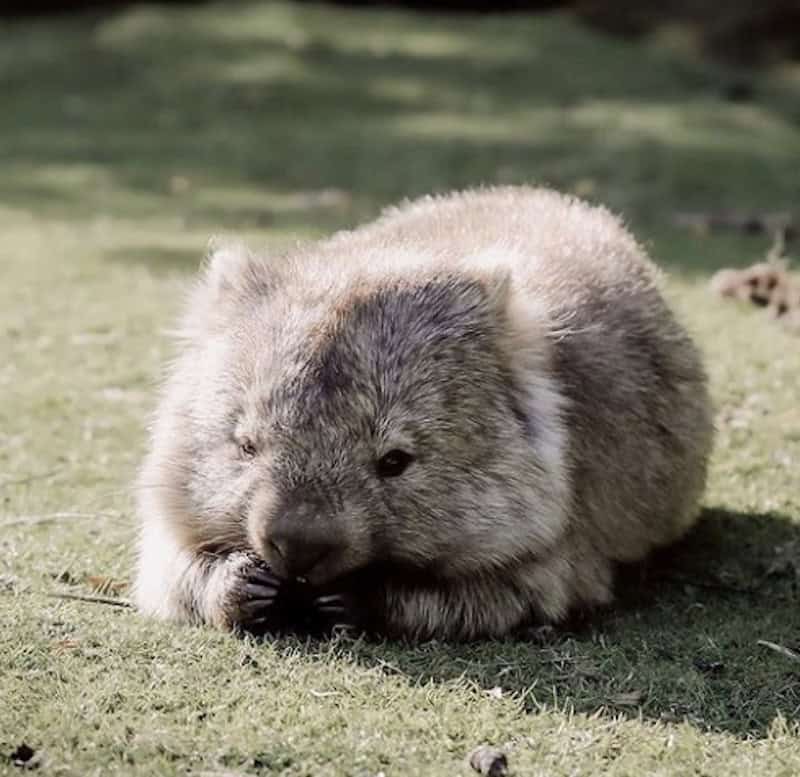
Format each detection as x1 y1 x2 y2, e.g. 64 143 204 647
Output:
134 186 713 641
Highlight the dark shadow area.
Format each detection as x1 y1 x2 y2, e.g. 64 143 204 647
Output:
0 0 210 18
0 0 557 17
287 507 800 739
5 2 799 66
2 2 799 275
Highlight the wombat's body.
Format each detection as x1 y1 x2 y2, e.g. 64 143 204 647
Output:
134 187 712 641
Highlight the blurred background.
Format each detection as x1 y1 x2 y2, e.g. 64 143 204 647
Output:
9 0 800 66
1 0 799 272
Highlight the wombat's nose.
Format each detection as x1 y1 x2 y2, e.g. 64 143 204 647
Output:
268 526 336 581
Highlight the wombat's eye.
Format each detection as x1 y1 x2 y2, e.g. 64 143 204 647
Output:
239 439 257 459
376 449 415 478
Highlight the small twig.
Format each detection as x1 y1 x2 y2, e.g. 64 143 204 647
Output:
47 592 133 609
757 640 800 663
0 470 58 488
766 227 789 265
1 511 121 529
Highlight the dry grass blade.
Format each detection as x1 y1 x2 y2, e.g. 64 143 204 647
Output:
0 470 58 487
757 640 800 662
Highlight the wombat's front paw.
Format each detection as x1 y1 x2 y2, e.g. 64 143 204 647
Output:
209 553 359 637
208 553 282 635
256 579 360 637
305 590 359 636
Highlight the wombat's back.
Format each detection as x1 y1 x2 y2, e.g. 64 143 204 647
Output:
327 186 712 573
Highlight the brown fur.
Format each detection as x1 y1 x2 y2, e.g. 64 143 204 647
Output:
134 186 713 641
710 259 800 332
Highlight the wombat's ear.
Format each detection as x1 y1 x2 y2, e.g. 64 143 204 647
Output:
201 238 271 304
176 240 272 339
488 270 552 381
490 273 566 461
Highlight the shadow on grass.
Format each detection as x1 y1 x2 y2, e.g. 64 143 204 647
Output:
2 2 799 273
317 507 800 739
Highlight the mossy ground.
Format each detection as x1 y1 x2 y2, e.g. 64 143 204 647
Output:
2 3 800 775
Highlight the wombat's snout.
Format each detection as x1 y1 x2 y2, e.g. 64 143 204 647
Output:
265 518 339 583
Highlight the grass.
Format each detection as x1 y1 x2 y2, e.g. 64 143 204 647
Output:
1 2 800 774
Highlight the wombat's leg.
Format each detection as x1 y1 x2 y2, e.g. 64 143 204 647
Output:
376 573 543 641
376 549 613 641
134 520 280 631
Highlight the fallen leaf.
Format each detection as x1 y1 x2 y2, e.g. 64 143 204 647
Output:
52 639 80 654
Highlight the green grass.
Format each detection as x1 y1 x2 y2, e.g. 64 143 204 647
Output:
2 2 800 774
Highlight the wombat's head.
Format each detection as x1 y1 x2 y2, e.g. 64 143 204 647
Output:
164 243 569 586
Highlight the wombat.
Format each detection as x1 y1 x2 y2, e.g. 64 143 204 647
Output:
134 186 713 641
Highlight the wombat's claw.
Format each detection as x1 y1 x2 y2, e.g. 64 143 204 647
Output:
241 579 279 599
229 561 284 634
314 593 349 615
245 564 282 589
237 596 277 619
315 594 344 604
317 607 348 619
239 615 272 633
312 592 359 634
314 594 347 614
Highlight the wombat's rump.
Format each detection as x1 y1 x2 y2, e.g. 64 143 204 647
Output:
134 186 713 641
